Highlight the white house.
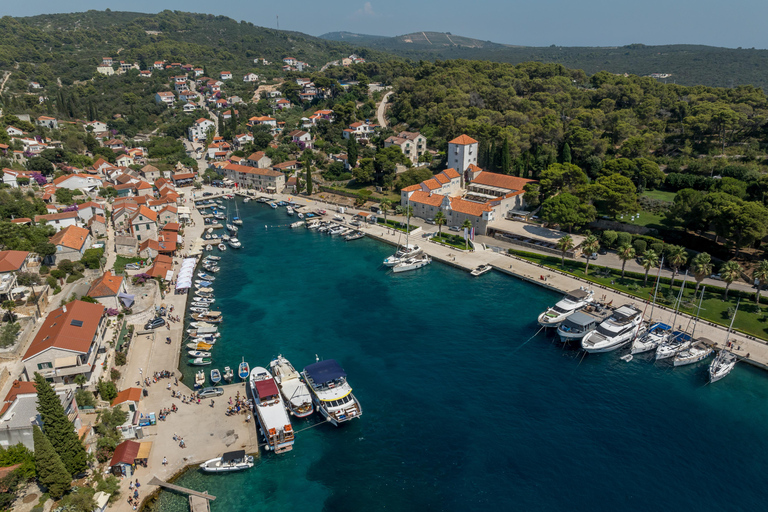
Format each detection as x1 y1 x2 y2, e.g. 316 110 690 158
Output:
84 121 108 133
288 130 313 149
6 126 24 137
243 73 259 83
53 173 103 193
220 71 233 80
343 121 377 141
34 212 79 233
155 91 175 106
36 116 58 130
385 131 428 165
76 201 105 224
188 118 216 142
447 134 479 176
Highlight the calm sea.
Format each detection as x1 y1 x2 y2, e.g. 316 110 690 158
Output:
157 199 768 512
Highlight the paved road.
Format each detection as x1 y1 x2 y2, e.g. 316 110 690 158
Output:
377 91 393 127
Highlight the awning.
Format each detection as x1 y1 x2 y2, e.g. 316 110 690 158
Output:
118 292 135 308
55 355 78 368
304 359 346 383
136 441 152 460
164 270 174 281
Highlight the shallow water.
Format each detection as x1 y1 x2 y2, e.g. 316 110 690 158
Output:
157 199 768 511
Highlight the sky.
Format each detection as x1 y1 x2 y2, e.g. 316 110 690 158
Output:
5 0 768 49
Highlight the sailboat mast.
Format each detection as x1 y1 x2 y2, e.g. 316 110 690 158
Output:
669 270 688 331
689 286 705 339
645 256 664 321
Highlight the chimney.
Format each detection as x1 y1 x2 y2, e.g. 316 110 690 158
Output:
63 305 67 313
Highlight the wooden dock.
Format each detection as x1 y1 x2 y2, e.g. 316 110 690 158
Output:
148 476 216 500
189 495 211 512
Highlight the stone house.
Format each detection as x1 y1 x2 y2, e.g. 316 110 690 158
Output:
47 226 91 265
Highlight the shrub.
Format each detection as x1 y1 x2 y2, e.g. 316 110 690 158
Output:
110 368 120 382
39 265 50 275
66 273 83 283
616 231 632 247
650 242 665 255
46 276 57 288
57 260 74 274
602 230 618 248
114 352 127 366
75 389 96 408
50 269 66 279
633 239 647 254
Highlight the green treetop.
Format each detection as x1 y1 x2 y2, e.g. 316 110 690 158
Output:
33 425 71 499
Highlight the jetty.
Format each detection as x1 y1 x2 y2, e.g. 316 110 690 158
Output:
148 476 216 500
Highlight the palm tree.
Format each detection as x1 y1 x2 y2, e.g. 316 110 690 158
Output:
720 260 743 299
434 210 447 237
461 219 473 249
405 205 413 232
380 199 391 226
580 235 600 276
555 235 574 266
2 300 16 323
73 374 87 389
753 260 768 304
691 252 713 297
667 245 688 290
617 243 636 278
641 249 659 285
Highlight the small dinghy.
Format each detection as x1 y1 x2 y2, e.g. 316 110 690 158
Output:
210 368 222 384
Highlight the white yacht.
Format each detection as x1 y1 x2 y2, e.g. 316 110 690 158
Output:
270 355 314 418
249 367 295 453
392 254 431 273
537 289 594 328
655 331 693 360
630 322 672 355
581 305 643 353
673 339 714 367
199 450 254 473
470 264 493 277
556 311 600 343
228 238 242 249
286 206 294 216
302 359 362 426
383 244 422 267
709 349 738 382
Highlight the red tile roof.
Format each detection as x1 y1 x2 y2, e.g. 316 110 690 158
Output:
449 134 478 145
434 174 449 184
423 179 441 190
471 171 534 191
162 222 180 232
23 300 105 360
110 440 140 467
409 191 444 207
49 226 90 251
35 211 78 223
247 151 267 162
442 168 461 179
146 255 173 278
449 197 492 217
0 251 28 273
87 271 124 298
224 163 283 177
401 184 421 192
134 206 158 222
111 387 142 407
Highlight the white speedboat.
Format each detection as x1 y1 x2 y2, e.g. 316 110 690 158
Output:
537 288 594 328
218 243 227 251
188 350 212 358
205 244 213 251
306 220 320 230
557 311 600 343
673 339 714 367
205 256 221 261
291 221 304 228
303 359 362 427
328 225 345 236
581 305 644 353
345 231 364 241
383 244 422 267
199 450 254 473
709 349 738 382
249 367 295 453
393 254 431 273
195 370 205 388
655 331 693 360
470 264 492 276
270 203 278 209
631 322 671 354
228 238 242 249
287 206 294 216
243 197 251 203
221 234 230 242
270 355 314 418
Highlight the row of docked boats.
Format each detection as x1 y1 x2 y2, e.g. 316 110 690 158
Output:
537 285 740 382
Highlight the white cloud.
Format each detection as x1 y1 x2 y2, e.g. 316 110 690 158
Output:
351 1 378 20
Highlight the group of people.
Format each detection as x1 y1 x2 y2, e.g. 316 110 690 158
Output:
226 391 254 417
172 432 187 448
142 369 177 388
158 404 178 421
127 479 141 510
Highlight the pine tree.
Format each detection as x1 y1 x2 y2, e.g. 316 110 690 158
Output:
562 142 572 164
305 158 313 195
34 374 87 477
33 426 71 499
489 140 497 171
346 137 358 167
501 138 511 175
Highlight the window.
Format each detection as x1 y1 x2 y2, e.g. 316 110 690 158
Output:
38 362 53 370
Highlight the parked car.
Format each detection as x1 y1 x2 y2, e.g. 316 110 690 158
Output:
598 248 608 255
425 218 436 225
144 317 166 330
203 192 213 197
125 263 140 270
589 253 599 260
370 206 382 214
449 226 461 232
710 273 722 281
198 387 225 398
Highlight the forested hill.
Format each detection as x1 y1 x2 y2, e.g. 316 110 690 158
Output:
320 32 768 91
0 10 388 85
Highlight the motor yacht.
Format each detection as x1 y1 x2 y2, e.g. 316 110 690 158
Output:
270 355 314 418
393 254 431 273
537 289 594 328
228 238 242 249
302 359 362 426
557 311 600 343
581 305 644 353
199 450 254 473
249 367 295 453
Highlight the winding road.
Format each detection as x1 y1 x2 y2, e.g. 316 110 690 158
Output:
377 90 393 128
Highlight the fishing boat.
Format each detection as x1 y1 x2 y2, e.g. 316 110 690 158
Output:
199 450 254 473
306 220 320 230
193 297 215 304
392 254 431 273
198 272 216 280
210 368 222 384
556 311 601 343
223 366 234 383
239 358 250 380
270 203 278 209
291 221 304 228
709 300 740 382
218 243 227 251
249 367 295 453
287 206 294 216
345 231 365 241
303 359 362 426
470 264 492 277
673 339 715 366
192 311 223 323
537 288 594 328
221 234 230 242
188 350 212 358
297 212 304 219
581 305 644 353
328 225 345 236
195 370 205 388
186 342 213 351
205 255 221 261
188 357 212 366
194 281 213 288
228 238 242 249
189 306 209 313
270 355 314 418
227 223 238 233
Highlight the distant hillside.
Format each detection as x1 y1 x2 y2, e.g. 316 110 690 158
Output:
321 31 768 90
319 31 387 44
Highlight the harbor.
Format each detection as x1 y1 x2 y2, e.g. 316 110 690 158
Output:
141 188 768 512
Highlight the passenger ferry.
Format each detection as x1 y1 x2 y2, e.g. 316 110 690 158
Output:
249 367 295 453
302 359 362 426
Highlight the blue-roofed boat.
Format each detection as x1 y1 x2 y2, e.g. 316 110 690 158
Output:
269 203 278 209
210 368 222 384
631 322 672 355
655 330 693 360
239 358 250 380
302 359 362 426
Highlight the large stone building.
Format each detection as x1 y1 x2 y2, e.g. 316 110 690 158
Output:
447 134 479 178
384 131 428 164
222 163 285 193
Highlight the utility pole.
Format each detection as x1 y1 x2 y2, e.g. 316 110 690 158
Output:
276 16 279 30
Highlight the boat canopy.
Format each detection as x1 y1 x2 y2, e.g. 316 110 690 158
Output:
649 322 672 331
255 379 279 399
566 289 590 300
671 331 692 343
222 450 245 462
562 311 596 327
304 359 346 383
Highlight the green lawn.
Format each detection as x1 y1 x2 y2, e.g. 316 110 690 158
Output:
113 256 143 274
509 249 768 340
431 232 470 250
616 210 667 229
376 218 416 232
641 189 677 202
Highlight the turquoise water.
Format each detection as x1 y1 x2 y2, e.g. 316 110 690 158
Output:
159 200 768 511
